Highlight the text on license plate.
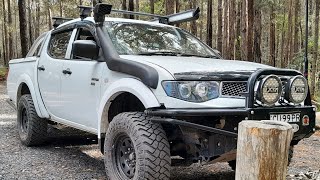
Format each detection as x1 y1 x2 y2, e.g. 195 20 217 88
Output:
270 113 300 123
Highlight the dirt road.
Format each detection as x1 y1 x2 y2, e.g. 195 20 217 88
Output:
0 82 319 180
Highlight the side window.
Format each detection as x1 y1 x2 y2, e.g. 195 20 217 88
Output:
48 30 73 59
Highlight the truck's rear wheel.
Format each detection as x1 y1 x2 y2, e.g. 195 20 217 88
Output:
104 112 171 180
228 145 294 170
17 94 48 146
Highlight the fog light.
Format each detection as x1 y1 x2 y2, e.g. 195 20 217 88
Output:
302 115 309 126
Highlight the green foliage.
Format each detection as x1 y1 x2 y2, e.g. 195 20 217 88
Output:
0 68 8 81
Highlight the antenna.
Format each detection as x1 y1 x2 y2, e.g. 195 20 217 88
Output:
304 0 309 79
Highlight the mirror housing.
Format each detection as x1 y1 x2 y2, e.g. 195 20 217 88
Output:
72 40 99 60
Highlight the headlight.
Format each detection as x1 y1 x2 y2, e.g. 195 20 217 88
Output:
257 75 282 105
162 81 220 102
285 75 308 104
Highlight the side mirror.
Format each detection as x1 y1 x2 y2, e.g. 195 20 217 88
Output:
72 40 99 60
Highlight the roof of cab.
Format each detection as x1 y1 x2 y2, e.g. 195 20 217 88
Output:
57 17 174 29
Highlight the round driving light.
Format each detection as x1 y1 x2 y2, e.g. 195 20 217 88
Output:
257 75 282 105
286 75 308 104
195 82 208 97
178 83 192 99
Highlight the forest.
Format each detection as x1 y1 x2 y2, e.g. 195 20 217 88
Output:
0 0 320 98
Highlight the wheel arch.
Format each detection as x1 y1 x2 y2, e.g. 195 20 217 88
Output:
16 74 49 118
98 78 161 138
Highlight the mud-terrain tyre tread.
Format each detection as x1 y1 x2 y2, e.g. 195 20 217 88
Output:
17 94 47 146
228 145 294 171
104 112 171 180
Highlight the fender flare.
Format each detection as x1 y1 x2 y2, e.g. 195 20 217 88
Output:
16 74 49 118
97 78 161 138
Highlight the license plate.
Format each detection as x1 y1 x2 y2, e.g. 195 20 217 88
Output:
270 113 300 123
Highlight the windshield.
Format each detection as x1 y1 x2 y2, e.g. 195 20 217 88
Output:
104 22 219 58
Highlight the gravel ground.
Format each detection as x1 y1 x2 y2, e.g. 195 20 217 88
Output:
0 82 319 180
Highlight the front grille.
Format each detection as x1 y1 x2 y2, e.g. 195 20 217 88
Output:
221 82 247 97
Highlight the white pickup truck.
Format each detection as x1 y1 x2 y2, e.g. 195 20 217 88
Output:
6 4 315 180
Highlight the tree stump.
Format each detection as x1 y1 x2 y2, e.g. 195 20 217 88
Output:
235 120 293 180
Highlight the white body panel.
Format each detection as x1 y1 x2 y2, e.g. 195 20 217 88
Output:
7 17 274 135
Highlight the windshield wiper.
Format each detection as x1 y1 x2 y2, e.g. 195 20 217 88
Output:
137 51 219 59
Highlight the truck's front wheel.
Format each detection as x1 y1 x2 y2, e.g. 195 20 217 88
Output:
104 112 171 180
17 94 48 146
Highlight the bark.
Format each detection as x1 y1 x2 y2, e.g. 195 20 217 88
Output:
253 5 261 63
135 0 139 19
122 0 127 18
228 0 236 60
311 0 320 97
235 121 293 180
217 0 223 52
165 0 174 15
7 0 13 63
47 3 52 30
59 0 63 17
79 0 82 5
269 3 276 67
293 0 300 54
35 0 40 38
241 0 247 60
198 0 203 39
128 0 134 19
18 0 29 57
150 0 154 14
189 0 197 35
222 0 229 58
235 1 241 60
28 0 34 46
206 0 213 47
284 0 293 67
2 0 8 64
247 0 254 61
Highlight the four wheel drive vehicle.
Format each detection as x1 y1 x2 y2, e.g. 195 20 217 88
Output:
6 3 315 180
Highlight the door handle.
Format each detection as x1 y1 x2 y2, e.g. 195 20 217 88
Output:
62 69 72 75
37 65 45 71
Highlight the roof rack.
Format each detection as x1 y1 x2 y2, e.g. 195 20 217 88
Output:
52 17 73 28
78 3 200 25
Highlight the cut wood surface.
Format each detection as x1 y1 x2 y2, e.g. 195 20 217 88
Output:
235 120 293 180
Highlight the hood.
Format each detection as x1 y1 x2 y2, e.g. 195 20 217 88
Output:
121 55 272 75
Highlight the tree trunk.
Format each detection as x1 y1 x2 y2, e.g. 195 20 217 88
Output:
228 0 236 60
135 0 139 19
7 0 13 63
293 0 300 54
59 0 63 17
28 0 34 46
222 0 229 58
150 0 154 14
311 0 320 97
198 0 203 39
235 121 293 180
18 0 29 57
247 0 254 61
217 0 223 52
206 0 213 47
165 0 174 15
2 0 8 65
122 0 127 18
235 1 241 60
189 0 197 35
269 3 276 67
128 0 134 19
35 0 40 38
240 0 247 60
253 4 261 63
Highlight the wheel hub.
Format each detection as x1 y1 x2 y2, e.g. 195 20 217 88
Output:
115 135 136 179
20 108 28 132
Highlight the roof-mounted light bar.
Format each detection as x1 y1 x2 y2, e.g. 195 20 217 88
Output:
83 3 200 25
52 17 73 29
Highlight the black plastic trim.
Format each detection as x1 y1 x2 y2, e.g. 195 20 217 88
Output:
150 117 238 137
96 26 159 89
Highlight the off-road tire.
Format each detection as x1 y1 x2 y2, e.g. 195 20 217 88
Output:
228 145 294 171
104 112 171 180
17 94 48 146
